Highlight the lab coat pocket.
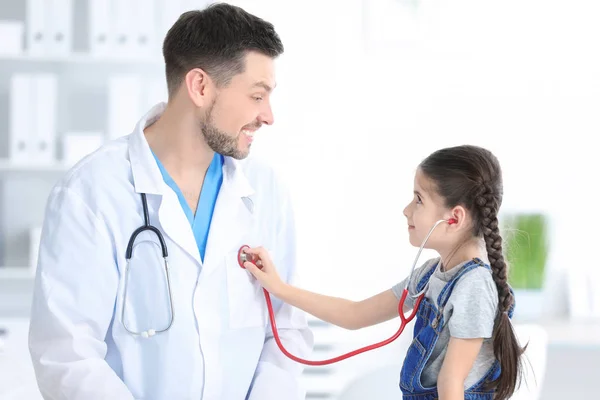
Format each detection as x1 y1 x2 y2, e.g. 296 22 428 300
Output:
226 248 271 329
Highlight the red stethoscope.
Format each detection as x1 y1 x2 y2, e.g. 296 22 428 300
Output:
236 218 457 366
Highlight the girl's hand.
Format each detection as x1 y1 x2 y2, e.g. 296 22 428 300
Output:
243 247 287 297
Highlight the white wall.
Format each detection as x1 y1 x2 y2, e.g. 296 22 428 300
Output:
249 0 599 317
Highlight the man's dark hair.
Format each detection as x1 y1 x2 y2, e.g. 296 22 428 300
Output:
162 3 284 97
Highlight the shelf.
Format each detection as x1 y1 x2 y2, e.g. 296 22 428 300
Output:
0 52 163 66
0 159 70 174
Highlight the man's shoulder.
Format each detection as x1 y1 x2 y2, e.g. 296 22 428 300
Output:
55 136 131 194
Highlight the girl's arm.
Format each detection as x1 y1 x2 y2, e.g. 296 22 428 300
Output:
437 337 484 400
242 247 409 330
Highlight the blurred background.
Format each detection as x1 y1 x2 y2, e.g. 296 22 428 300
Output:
0 0 598 399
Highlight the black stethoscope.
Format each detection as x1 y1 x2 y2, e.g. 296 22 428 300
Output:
121 193 175 338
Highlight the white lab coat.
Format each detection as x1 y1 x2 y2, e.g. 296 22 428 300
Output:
28 103 314 400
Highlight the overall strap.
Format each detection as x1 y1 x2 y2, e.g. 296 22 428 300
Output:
416 262 438 293
437 258 490 308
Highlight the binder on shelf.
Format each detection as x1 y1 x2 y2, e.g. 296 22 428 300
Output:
32 74 58 164
48 0 74 56
133 0 157 57
89 0 112 56
27 0 74 56
0 21 24 56
9 73 58 165
26 0 47 55
111 0 136 58
9 74 33 163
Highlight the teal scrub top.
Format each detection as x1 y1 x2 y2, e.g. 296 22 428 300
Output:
152 152 224 263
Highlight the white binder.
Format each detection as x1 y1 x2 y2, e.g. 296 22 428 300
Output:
47 0 73 56
89 0 112 57
26 0 47 55
0 21 24 56
32 74 58 164
111 0 136 58
133 0 157 58
9 74 33 163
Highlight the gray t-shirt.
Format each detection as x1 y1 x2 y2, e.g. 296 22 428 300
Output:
391 257 499 389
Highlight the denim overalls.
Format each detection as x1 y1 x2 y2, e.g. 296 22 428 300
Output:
399 258 515 400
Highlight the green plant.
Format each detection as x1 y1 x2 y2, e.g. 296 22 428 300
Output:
502 213 549 290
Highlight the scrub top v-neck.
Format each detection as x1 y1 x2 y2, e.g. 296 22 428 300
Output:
152 152 224 263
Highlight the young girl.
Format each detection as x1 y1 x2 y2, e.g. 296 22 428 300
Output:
243 145 525 400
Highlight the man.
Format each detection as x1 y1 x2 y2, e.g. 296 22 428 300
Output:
28 3 313 399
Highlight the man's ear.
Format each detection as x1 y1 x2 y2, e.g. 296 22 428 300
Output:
185 68 214 108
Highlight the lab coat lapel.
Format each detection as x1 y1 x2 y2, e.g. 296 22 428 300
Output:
128 103 201 265
158 189 201 265
201 157 255 278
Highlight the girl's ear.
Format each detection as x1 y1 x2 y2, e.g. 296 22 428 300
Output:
447 206 468 228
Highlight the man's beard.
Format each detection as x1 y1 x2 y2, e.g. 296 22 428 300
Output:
200 102 249 160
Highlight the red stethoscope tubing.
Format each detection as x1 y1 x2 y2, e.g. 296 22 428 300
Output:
262 286 423 366
238 218 454 366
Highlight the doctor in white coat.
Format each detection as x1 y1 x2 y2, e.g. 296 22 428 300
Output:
28 3 313 399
